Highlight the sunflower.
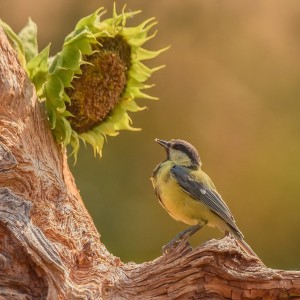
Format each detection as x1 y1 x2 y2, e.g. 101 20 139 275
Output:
1 5 167 161
43 5 167 160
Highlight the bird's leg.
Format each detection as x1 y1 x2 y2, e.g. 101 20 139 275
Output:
162 223 204 254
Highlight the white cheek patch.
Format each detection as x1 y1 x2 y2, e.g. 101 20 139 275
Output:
170 150 191 165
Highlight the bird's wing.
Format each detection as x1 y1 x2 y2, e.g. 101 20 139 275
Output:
170 165 243 238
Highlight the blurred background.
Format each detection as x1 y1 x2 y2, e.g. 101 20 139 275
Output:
1 0 300 269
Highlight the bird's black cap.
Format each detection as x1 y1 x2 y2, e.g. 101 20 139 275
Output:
155 138 201 169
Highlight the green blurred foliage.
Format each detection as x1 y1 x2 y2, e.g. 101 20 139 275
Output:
2 0 300 269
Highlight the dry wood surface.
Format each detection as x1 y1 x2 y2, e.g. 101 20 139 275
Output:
1 27 300 300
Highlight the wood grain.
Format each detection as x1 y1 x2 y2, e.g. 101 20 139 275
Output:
1 26 300 300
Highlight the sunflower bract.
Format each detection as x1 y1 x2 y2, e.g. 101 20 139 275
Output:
41 5 168 161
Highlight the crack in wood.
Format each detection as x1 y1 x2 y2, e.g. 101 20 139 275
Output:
0 188 64 271
0 142 17 171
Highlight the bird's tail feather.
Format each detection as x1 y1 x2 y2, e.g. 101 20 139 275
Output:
236 238 266 267
227 225 266 267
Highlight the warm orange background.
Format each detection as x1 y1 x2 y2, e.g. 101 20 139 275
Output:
2 0 300 269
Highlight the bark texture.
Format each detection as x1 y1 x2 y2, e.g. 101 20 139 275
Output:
0 27 300 300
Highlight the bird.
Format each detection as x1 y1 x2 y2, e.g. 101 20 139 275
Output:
151 138 262 261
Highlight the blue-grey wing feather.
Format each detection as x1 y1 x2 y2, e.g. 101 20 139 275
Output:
170 165 243 237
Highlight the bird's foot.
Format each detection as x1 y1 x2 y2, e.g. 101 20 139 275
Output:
162 237 184 254
162 224 202 255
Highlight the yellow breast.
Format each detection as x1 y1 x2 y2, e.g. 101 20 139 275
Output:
152 161 215 226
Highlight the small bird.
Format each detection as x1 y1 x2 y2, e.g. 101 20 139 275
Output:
151 138 261 259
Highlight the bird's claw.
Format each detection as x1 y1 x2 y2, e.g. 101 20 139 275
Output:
161 230 193 254
161 224 203 255
162 238 183 254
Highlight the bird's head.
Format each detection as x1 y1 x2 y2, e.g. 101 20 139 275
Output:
155 138 201 169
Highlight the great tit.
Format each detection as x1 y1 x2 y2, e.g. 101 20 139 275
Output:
151 138 260 259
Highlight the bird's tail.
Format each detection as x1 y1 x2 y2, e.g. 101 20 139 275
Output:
235 238 266 267
226 225 266 266
236 237 258 257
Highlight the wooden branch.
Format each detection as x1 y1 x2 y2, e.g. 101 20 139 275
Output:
1 26 300 300
104 237 300 299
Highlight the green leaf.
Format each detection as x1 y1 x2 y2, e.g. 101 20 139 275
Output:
0 19 26 67
27 44 50 94
75 8 104 30
18 18 38 62
60 45 81 70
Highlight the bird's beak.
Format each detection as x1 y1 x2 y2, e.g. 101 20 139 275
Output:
155 138 170 149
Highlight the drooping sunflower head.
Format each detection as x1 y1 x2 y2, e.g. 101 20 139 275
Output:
65 36 131 133
43 5 168 160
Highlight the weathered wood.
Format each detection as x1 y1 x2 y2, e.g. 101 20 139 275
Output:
0 27 116 299
1 26 300 300
105 237 300 299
